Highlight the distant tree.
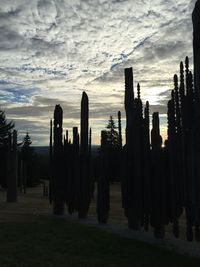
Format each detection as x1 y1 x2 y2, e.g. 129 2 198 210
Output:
104 116 121 182
21 133 32 157
105 116 120 149
20 133 39 188
0 110 14 146
0 110 14 187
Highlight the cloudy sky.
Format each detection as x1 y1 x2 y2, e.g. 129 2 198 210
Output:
0 0 197 145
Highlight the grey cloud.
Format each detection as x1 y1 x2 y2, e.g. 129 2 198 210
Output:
5 101 78 120
0 0 196 144
0 8 21 19
0 25 24 50
150 104 168 115
31 37 65 49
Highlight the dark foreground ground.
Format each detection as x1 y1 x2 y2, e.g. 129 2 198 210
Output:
0 184 200 267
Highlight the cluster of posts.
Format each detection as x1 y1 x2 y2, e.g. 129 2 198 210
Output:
0 131 33 202
122 58 200 241
3 131 18 203
50 92 92 218
49 0 200 241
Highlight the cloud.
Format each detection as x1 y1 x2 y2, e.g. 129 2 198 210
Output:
0 0 197 144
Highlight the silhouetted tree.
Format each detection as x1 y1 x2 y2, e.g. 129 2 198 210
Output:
0 110 14 146
22 133 32 152
104 115 121 182
0 110 14 188
20 133 36 190
106 116 120 148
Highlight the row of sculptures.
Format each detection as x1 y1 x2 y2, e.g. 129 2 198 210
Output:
50 0 200 241
1 0 199 243
49 92 92 218
50 54 200 242
122 60 200 241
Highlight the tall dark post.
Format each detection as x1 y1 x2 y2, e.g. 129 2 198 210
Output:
73 127 79 211
80 92 89 156
65 126 79 214
117 111 123 185
151 113 162 150
123 68 146 229
189 1 200 241
131 82 144 229
89 127 92 156
167 77 183 239
123 67 136 228
88 127 94 199
12 130 18 201
49 119 53 204
97 130 110 223
192 0 200 100
143 101 150 231
7 130 18 202
53 104 65 215
73 127 79 151
124 67 134 147
79 91 90 218
150 112 168 238
118 111 122 149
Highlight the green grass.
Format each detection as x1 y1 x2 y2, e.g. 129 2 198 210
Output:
0 216 199 267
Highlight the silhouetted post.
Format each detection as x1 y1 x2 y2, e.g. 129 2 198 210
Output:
179 61 185 121
78 92 90 218
89 127 92 157
19 159 23 193
167 78 183 238
49 119 53 204
143 101 150 231
192 1 200 241
182 58 196 241
124 67 134 147
65 126 79 214
88 127 94 198
97 130 110 223
72 127 79 211
53 104 65 215
117 111 123 185
6 133 12 200
123 68 145 229
131 83 144 229
118 111 122 149
150 112 168 239
123 67 136 228
192 0 200 100
7 130 18 202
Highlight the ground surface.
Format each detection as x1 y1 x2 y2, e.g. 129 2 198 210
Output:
0 184 200 266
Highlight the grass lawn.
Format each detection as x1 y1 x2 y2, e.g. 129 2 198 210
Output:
0 185 200 266
0 216 200 267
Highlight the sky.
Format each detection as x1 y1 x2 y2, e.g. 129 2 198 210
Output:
0 0 197 145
